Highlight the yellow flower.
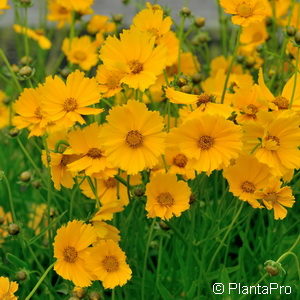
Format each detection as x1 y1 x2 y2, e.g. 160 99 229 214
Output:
62 36 98 71
223 155 272 207
28 203 48 235
264 0 291 18
96 65 124 98
100 28 167 91
57 0 94 12
100 100 166 175
87 240 132 289
0 207 12 243
240 21 268 53
243 112 300 176
0 0 10 14
66 123 112 176
40 70 102 128
168 114 242 174
0 103 9 129
13 87 50 137
0 277 18 300
47 0 72 28
53 220 97 287
80 176 128 206
13 24 51 49
257 69 300 111
145 173 190 220
210 56 243 76
92 221 120 243
220 0 267 27
87 15 116 34
255 178 295 220
92 201 125 221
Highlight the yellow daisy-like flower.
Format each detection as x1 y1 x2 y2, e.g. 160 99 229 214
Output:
255 178 295 220
92 221 120 243
66 123 112 176
40 70 102 128
92 201 125 221
53 220 97 287
145 173 191 220
57 0 94 12
0 207 12 243
47 0 72 28
0 0 9 14
100 100 166 175
96 65 124 98
13 24 51 49
0 103 9 129
220 0 267 27
0 277 18 300
100 28 167 91
168 114 242 174
87 240 132 289
62 36 98 71
223 155 272 208
87 15 116 35
13 87 49 137
243 112 300 176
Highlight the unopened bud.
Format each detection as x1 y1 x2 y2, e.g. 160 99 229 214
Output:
112 14 123 23
192 73 202 84
20 171 31 182
134 187 145 197
286 26 296 37
8 128 20 138
159 220 170 231
20 56 32 65
16 270 27 281
180 7 191 17
180 85 192 93
8 223 20 235
294 31 300 45
88 291 101 300
195 17 205 28
264 260 285 277
19 66 33 77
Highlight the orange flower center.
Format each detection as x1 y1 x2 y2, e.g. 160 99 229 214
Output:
264 192 278 202
147 27 159 37
63 97 78 112
126 130 144 148
245 104 258 116
87 148 102 159
173 153 188 168
241 181 255 193
58 6 69 14
34 107 43 119
273 96 289 110
197 94 213 106
102 255 119 272
264 135 280 150
106 76 120 89
198 135 214 150
74 50 87 62
157 192 174 207
63 246 78 263
237 3 253 18
129 60 144 74
104 178 117 189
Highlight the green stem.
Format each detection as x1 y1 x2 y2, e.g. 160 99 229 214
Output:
177 15 186 74
2 174 17 223
114 175 130 188
25 262 55 300
23 7 30 57
141 219 156 300
289 47 300 109
220 27 241 104
0 49 22 92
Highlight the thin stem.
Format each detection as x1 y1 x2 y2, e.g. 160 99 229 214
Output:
177 15 186 74
2 174 17 223
141 218 156 300
0 49 22 92
220 27 241 104
25 262 55 300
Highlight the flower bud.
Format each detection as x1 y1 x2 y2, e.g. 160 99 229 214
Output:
18 0 32 7
11 64 20 73
294 31 300 45
195 17 205 28
134 187 145 197
8 223 20 236
159 220 170 231
9 128 20 138
20 171 31 182
180 7 191 17
180 85 192 93
286 26 296 37
88 291 101 300
16 270 27 281
112 14 123 24
192 73 202 84
20 56 33 65
264 260 285 277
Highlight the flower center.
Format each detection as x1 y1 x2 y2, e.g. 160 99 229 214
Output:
129 60 144 74
245 104 258 117
197 94 213 106
73 50 87 62
126 130 144 148
264 135 280 150
60 155 72 166
198 135 214 150
34 107 43 119
104 178 117 189
58 6 69 15
63 97 78 112
264 192 278 202
63 246 78 263
157 192 174 207
147 27 160 37
102 255 119 272
237 3 253 18
106 76 120 89
173 153 188 168
241 181 256 193
273 96 289 110
87 148 102 159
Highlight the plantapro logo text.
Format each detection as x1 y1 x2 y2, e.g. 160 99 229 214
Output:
212 282 292 295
